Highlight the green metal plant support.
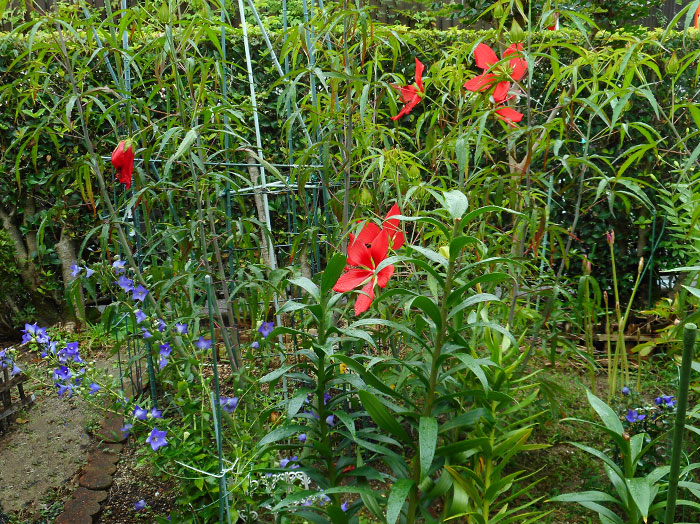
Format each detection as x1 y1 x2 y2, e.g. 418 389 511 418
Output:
205 275 230 523
664 322 697 524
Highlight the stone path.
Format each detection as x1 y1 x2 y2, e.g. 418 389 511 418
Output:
54 410 130 523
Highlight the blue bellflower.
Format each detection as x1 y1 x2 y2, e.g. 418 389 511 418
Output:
146 428 168 451
70 264 82 277
133 405 148 421
220 397 239 413
258 322 274 338
626 409 646 424
195 337 212 351
117 276 134 292
132 285 149 302
112 260 127 274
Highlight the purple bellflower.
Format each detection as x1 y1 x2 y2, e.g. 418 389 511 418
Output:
258 322 274 338
146 428 168 451
132 285 149 302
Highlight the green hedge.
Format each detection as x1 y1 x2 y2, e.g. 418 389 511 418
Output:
0 21 698 309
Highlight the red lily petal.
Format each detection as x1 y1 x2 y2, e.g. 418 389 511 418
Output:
356 221 381 245
376 264 395 288
333 268 373 292
383 204 400 233
504 44 527 82
391 231 405 250
354 280 375 315
383 204 405 250
474 43 499 70
347 236 372 267
492 81 510 103
384 203 400 222
369 230 389 269
391 88 421 120
112 141 127 168
391 105 410 121
494 106 523 127
113 141 134 189
404 95 421 115
394 84 419 104
464 73 497 93
414 57 425 93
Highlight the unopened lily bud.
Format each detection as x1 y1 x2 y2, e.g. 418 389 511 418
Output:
493 1 505 19
510 19 525 43
358 188 372 206
157 3 170 23
583 256 591 275
185 57 195 76
638 257 644 274
603 290 609 305
666 52 679 75
606 230 615 246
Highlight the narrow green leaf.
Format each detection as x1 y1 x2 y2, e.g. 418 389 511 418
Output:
411 296 442 330
453 354 494 390
258 424 307 447
287 389 312 419
386 479 413 524
419 417 438 481
549 491 621 504
358 390 412 444
289 276 320 301
586 390 624 435
165 128 198 174
259 364 294 383
321 253 347 296
626 477 651 519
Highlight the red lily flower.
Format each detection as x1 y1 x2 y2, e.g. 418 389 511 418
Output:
391 57 425 121
352 204 405 250
547 13 559 30
463 43 527 104
111 139 135 189
334 229 395 316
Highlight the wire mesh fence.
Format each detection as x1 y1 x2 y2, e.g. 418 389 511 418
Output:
0 0 688 31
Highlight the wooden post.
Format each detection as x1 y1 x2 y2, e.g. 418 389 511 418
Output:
0 366 36 431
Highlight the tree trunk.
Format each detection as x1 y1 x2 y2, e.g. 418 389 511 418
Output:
55 225 83 322
0 205 42 293
246 153 272 269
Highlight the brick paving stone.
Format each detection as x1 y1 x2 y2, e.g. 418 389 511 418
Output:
78 463 114 490
72 487 108 505
96 413 126 443
98 442 123 455
54 504 93 524
90 450 120 466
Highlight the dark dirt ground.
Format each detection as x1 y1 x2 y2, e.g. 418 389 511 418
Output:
96 438 177 523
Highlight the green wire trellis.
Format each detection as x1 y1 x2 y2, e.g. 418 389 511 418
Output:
86 0 336 520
